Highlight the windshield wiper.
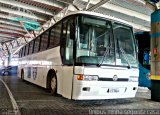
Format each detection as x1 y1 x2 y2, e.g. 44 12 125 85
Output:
119 46 131 69
97 46 111 67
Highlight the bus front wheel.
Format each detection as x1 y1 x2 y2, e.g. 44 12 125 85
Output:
50 76 57 95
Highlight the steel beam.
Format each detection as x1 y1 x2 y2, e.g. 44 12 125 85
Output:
56 0 74 4
85 0 91 10
0 34 17 39
81 0 150 22
0 29 25 35
0 26 26 34
0 19 23 28
0 0 55 16
19 22 34 39
0 31 25 37
0 24 25 32
0 37 12 42
0 5 47 21
30 0 64 9
0 4 78 57
87 0 110 11
0 37 16 41
4 43 10 55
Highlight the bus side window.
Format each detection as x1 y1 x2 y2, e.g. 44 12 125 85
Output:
79 25 89 49
65 20 74 64
21 48 23 57
22 47 24 57
34 36 40 53
25 45 28 56
25 44 29 56
23 46 26 57
20 49 22 57
49 28 54 48
19 49 21 58
49 22 62 48
20 48 22 57
29 41 34 55
40 30 49 51
60 19 67 64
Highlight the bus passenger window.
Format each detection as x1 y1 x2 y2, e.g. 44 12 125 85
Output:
25 45 28 56
29 41 34 55
49 22 62 48
65 21 73 64
34 37 40 53
19 49 21 58
23 46 26 56
22 47 25 57
79 25 90 49
40 30 49 51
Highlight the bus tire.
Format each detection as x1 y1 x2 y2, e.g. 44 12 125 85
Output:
50 74 57 95
21 70 24 81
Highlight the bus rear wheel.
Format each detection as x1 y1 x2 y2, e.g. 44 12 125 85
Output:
50 76 57 95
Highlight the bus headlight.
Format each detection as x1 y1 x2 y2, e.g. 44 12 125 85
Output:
77 74 99 81
84 75 99 81
129 76 138 82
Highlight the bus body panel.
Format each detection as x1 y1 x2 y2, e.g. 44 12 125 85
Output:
72 66 138 100
72 81 138 100
18 47 62 88
18 47 74 98
61 66 73 99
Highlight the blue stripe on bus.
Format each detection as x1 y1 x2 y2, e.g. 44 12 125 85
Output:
151 32 160 39
151 10 160 23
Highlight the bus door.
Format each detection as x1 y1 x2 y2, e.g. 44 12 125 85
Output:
60 18 75 99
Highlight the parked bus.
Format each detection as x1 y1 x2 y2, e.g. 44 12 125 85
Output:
18 11 139 100
135 32 151 89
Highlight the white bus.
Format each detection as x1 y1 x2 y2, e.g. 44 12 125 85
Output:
18 11 139 100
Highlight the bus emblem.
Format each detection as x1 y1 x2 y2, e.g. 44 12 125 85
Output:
33 67 37 80
113 75 118 81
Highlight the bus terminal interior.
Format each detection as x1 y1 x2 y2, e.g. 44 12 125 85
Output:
0 0 160 115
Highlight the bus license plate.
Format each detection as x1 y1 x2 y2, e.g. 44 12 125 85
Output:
109 88 119 93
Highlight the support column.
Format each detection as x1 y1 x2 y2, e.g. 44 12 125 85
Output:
151 10 160 102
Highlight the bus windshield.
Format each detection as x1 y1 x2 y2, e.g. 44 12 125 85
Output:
113 23 138 68
75 16 138 68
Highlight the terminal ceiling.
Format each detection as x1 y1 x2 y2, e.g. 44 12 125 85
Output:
0 0 157 60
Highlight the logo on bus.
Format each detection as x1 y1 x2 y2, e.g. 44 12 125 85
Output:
113 75 118 81
33 67 37 80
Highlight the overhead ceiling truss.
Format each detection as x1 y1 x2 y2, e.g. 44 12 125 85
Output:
0 0 155 60
0 0 55 16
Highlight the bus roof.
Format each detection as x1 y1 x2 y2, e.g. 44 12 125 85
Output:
23 11 133 47
65 11 132 27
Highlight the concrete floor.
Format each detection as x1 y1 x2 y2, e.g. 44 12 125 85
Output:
0 76 160 115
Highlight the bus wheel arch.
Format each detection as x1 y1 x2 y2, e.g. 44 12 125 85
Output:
47 69 57 95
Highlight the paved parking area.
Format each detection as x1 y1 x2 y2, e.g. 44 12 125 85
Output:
0 75 160 115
